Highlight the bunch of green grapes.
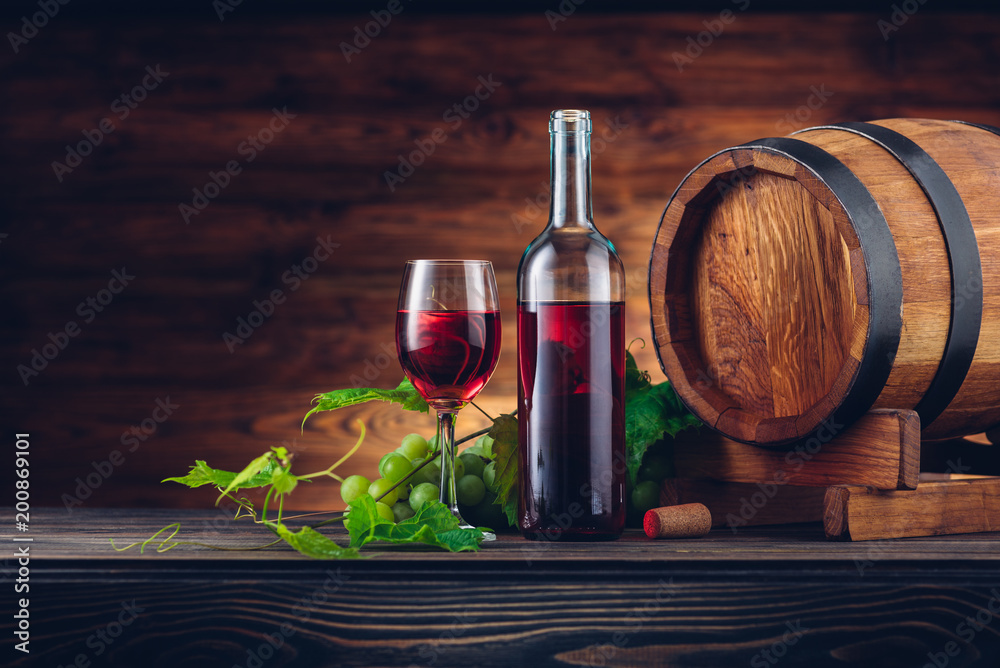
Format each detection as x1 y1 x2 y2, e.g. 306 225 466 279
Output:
338 432 509 530
625 438 674 527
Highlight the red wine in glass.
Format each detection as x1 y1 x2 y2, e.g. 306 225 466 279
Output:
396 310 501 405
395 260 501 533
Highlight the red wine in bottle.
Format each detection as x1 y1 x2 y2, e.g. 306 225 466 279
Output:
516 110 626 540
518 301 625 538
396 309 501 405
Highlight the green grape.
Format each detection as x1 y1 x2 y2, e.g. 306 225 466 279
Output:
462 490 505 530
410 457 426 482
377 452 395 476
458 452 485 478
381 453 414 483
427 434 440 453
340 475 371 504
375 501 395 522
392 501 415 523
456 474 486 506
396 482 411 501
413 458 441 486
631 480 660 514
638 454 673 483
452 457 465 480
482 462 497 492
369 477 399 506
409 482 440 513
399 433 429 460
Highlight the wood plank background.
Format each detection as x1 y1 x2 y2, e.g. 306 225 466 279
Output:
1 6 999 511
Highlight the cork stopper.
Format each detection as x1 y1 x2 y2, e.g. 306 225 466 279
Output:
643 503 712 539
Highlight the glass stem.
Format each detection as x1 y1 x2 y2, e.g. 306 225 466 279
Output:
436 410 460 519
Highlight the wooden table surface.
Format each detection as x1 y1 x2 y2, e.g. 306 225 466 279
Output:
5 508 1000 667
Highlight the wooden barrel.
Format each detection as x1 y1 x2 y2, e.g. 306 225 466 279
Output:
649 119 1000 447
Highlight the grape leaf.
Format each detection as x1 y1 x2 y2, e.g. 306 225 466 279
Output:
270 467 299 496
270 523 362 560
344 493 383 548
624 350 701 487
163 459 278 490
219 451 276 501
488 413 519 529
345 494 484 552
303 378 429 426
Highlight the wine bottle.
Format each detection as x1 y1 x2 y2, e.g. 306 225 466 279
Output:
516 109 626 540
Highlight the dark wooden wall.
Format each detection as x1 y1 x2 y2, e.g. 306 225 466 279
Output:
2 7 999 511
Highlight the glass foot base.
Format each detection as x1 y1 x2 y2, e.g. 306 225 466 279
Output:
453 509 496 542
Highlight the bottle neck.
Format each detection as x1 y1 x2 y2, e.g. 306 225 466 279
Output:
549 129 593 229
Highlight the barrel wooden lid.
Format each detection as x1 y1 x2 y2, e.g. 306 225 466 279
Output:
649 148 874 445
652 119 1000 445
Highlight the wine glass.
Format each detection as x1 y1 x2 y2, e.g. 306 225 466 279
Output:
396 260 502 531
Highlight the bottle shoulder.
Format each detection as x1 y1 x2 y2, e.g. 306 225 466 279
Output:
520 226 622 264
517 225 625 302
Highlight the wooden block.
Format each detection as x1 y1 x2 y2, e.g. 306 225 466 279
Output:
673 409 920 490
662 478 826 529
824 474 1000 541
